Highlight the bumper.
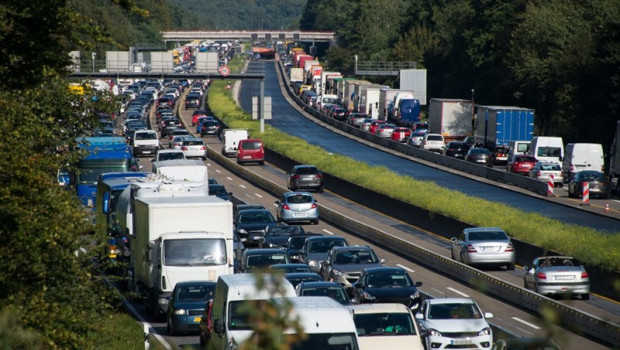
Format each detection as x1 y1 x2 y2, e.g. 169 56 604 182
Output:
134 145 159 156
170 313 202 334
466 252 515 265
536 282 590 295
280 209 319 222
426 335 492 349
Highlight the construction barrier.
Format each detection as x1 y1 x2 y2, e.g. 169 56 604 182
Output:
547 174 554 196
582 181 590 206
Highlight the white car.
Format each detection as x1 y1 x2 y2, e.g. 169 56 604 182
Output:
420 133 445 152
416 298 493 350
181 137 207 160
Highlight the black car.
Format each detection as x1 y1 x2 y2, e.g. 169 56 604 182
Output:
283 233 322 263
352 266 423 312
295 281 351 305
161 118 183 137
209 184 231 201
331 108 348 121
287 164 323 192
239 248 289 272
443 141 469 159
200 120 220 137
270 263 312 273
260 224 306 248
464 147 493 167
283 272 322 288
185 92 202 109
234 209 278 247
167 281 216 336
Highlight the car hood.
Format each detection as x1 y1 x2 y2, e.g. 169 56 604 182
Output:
306 252 329 262
423 318 489 333
236 223 277 231
263 236 289 247
365 286 417 298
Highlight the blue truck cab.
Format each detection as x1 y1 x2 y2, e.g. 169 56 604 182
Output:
393 99 421 127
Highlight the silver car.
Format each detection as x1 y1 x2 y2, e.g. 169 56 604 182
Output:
523 256 590 300
450 227 515 270
375 123 397 138
528 161 564 187
320 245 385 293
275 192 319 225
407 130 427 147
181 137 207 160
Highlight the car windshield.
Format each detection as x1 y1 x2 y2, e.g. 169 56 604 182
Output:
353 312 416 336
309 239 346 253
286 194 313 204
246 253 287 268
301 287 349 305
428 303 482 320
367 272 412 288
239 211 275 224
174 284 215 302
540 163 561 171
241 141 261 150
334 250 378 264
468 231 508 241
288 236 311 249
164 239 227 266
184 140 204 146
579 172 605 181
538 257 579 267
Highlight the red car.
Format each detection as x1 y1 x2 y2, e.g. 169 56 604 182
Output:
192 110 209 126
368 120 386 134
390 127 412 142
508 154 537 175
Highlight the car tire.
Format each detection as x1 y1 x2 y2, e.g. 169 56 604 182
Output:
523 280 528 289
582 293 590 300
168 319 177 336
507 263 515 271
312 219 319 225
317 187 323 193
259 161 265 166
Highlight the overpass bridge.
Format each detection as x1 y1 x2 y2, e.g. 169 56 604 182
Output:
160 30 336 44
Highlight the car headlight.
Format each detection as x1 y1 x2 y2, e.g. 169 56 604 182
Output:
308 260 317 267
332 269 344 276
173 308 187 315
159 297 169 305
428 328 442 337
478 327 491 336
289 255 299 261
268 243 278 248
409 290 420 300
236 228 247 235
362 291 376 301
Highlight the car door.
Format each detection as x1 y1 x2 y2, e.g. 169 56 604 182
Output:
299 240 310 265
321 250 335 280
451 233 465 262
352 270 367 303
523 258 538 289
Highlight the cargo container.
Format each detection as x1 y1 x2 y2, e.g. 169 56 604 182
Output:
378 88 401 121
429 98 474 142
474 106 535 149
358 84 389 118
399 69 428 105
344 80 370 112
320 71 341 95
297 55 314 69
289 67 304 84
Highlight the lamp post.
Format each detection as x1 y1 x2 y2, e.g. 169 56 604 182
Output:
91 52 96 72
471 88 476 138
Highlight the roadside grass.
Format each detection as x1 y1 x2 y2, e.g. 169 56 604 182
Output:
92 312 144 349
208 78 620 271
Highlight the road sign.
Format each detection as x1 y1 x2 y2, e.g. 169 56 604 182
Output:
218 65 230 77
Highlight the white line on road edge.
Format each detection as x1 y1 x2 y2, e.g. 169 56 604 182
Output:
447 287 470 298
396 264 415 273
239 184 246 189
322 229 335 235
254 193 263 198
511 316 541 330
206 163 212 167
226 177 233 181
123 300 172 350
215 169 221 173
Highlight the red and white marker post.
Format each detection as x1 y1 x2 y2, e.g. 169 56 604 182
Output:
581 181 590 206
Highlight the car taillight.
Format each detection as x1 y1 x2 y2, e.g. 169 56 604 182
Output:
311 203 317 209
283 204 290 210
316 174 323 179
537 272 546 279
292 175 300 179
581 272 589 278
536 171 541 177
200 146 205 150
467 244 477 253
182 146 188 150
505 243 514 252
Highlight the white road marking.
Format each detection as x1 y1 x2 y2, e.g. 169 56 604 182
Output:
322 229 335 235
447 287 470 298
511 316 541 330
226 177 233 181
206 162 212 167
214 169 221 174
396 264 415 273
254 193 263 198
239 184 246 189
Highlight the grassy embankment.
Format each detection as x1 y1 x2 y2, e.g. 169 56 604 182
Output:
208 55 620 272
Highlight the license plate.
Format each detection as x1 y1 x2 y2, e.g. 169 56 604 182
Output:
252 236 262 241
193 317 202 323
143 150 151 153
294 213 308 218
482 246 499 252
302 176 313 180
243 156 251 159
555 275 575 280
451 339 473 345
476 159 486 163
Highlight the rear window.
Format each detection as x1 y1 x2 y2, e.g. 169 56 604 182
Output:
241 141 262 150
286 194 313 204
184 140 204 146
427 135 444 141
296 167 319 175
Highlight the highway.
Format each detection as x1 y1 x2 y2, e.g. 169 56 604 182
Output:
126 82 618 349
238 60 620 232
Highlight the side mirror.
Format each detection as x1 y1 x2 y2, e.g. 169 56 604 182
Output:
415 313 424 320
523 265 529 271
275 200 280 205
484 312 493 319
380 258 387 264
450 237 458 243
214 319 224 334
415 281 423 287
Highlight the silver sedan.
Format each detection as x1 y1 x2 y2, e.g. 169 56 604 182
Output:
450 227 515 270
523 256 590 300
275 192 319 225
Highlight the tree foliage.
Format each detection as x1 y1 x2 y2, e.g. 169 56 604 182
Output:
301 0 620 151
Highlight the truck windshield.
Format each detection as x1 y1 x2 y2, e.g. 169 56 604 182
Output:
286 333 359 350
353 312 415 336
78 159 133 184
164 238 227 266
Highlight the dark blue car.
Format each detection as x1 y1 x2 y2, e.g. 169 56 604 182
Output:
352 267 423 312
167 281 216 335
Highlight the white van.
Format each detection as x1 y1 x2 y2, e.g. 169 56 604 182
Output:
151 159 208 184
529 136 564 165
507 140 530 164
207 273 297 349
222 129 249 157
349 303 424 350
562 143 604 182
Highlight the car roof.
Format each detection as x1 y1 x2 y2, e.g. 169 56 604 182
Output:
426 297 475 305
244 248 286 255
283 192 314 197
362 266 405 274
464 227 504 233
306 236 345 241
182 137 203 142
297 281 342 289
347 303 411 314
331 245 371 252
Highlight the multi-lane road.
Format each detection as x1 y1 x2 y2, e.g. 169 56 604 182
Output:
129 63 619 349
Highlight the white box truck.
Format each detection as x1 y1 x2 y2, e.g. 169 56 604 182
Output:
151 159 208 184
399 69 427 105
428 98 474 142
221 129 249 157
379 88 400 121
131 196 234 316
358 84 389 118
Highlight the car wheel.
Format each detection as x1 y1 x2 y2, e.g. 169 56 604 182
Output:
312 219 319 225
450 249 456 260
167 319 176 336
523 280 528 289
507 263 515 271
317 187 323 193
259 161 265 165
582 293 590 300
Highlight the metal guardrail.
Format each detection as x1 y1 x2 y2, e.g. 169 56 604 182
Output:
355 61 417 76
